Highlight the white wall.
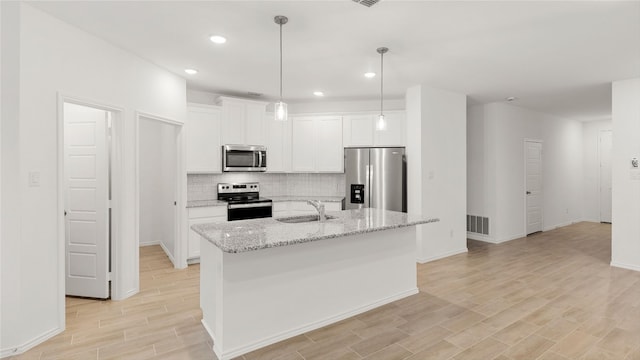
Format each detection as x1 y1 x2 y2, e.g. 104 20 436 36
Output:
139 119 176 257
582 119 612 222
406 85 468 263
1 2 24 354
611 78 640 272
1 3 186 356
467 103 584 243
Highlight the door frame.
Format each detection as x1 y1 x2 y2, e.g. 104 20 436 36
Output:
524 139 544 235
598 130 613 223
57 93 124 325
134 112 187 269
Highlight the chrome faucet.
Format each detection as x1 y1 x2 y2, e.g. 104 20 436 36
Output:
307 200 326 221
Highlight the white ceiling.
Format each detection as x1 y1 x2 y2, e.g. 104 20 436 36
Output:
29 0 640 121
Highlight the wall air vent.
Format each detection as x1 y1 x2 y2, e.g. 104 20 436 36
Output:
467 215 489 235
352 0 381 7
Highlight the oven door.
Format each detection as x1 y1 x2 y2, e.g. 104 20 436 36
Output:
222 145 267 172
227 202 273 221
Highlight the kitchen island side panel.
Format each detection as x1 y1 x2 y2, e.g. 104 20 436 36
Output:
200 226 417 360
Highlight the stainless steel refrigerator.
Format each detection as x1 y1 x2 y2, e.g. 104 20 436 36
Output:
344 147 406 212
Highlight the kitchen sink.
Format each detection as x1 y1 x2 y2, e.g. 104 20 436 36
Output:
276 215 337 224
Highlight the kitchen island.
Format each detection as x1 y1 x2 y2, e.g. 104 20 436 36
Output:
191 208 438 360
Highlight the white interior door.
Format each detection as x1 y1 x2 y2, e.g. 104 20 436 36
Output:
526 141 543 235
599 130 613 223
64 103 110 299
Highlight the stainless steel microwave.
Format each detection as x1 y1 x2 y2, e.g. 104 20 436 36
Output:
222 145 267 172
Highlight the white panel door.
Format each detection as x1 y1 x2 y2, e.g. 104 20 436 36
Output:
599 130 613 223
64 103 109 299
526 141 543 235
291 117 316 172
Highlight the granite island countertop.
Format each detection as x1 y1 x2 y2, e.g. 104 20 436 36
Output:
191 208 438 253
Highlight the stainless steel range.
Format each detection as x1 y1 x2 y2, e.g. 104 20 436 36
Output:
217 182 272 221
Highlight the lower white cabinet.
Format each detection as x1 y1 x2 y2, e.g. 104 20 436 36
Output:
187 206 227 259
273 201 342 217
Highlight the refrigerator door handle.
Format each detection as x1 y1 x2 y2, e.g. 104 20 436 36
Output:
365 165 370 208
367 164 373 208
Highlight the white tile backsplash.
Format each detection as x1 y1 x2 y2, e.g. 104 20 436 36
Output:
187 173 345 201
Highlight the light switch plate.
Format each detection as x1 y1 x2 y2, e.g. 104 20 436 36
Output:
28 171 40 187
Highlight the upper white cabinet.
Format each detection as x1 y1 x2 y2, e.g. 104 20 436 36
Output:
291 116 343 173
185 103 222 174
265 113 292 173
343 114 374 147
343 111 406 147
217 96 268 145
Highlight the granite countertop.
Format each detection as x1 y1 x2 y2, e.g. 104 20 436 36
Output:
270 196 344 203
187 196 344 208
191 208 439 253
186 199 227 208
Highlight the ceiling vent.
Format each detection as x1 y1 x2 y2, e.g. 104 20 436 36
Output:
352 0 381 7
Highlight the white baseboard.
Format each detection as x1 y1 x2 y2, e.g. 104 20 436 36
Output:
611 261 640 272
204 288 419 360
417 248 468 263
0 326 63 358
139 241 160 247
187 257 200 265
468 233 525 244
466 232 495 242
160 242 176 267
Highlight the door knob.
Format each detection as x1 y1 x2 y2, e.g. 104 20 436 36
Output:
526 191 531 195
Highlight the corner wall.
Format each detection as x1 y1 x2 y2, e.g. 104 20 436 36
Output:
406 85 468 263
611 78 640 271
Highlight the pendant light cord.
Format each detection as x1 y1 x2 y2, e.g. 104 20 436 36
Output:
380 51 384 117
279 21 283 102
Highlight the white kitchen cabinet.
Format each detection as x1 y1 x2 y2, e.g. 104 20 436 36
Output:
217 96 268 145
187 206 227 259
374 111 406 146
343 114 374 147
342 111 406 147
186 103 222 173
291 117 316 172
291 116 343 173
265 113 292 173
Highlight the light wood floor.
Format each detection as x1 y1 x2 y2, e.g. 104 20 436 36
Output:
10 222 640 360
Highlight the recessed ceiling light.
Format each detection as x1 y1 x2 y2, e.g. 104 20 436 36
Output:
364 72 376 78
506 96 517 101
210 35 227 44
313 91 324 97
184 68 198 75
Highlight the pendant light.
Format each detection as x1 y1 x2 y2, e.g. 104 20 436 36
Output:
376 47 388 131
274 15 288 121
